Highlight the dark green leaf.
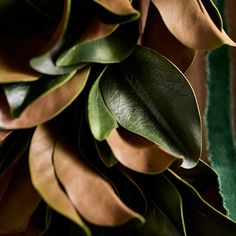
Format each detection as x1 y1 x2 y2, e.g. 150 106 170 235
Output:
56 20 139 66
3 71 76 117
88 67 118 141
100 46 201 168
165 170 236 235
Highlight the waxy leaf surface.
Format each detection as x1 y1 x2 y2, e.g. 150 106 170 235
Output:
56 20 139 66
88 67 118 141
29 125 90 235
151 0 236 49
53 136 144 226
100 46 201 168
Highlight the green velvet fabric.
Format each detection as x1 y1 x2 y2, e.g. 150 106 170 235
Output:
205 0 236 220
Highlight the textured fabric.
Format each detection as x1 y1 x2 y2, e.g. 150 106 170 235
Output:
205 0 236 220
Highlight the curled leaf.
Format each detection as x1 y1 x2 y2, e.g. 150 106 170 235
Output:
93 0 140 24
53 136 145 226
3 70 76 118
29 124 90 235
29 0 80 75
0 66 90 129
151 0 236 49
107 128 183 174
142 3 195 72
56 19 139 66
88 67 118 141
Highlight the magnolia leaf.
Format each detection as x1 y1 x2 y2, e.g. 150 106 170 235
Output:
95 140 118 168
29 124 91 235
53 136 145 226
29 0 81 75
93 0 140 24
100 46 201 169
0 130 33 177
124 169 186 235
151 0 236 49
0 66 90 129
106 128 183 174
172 160 227 214
78 119 147 215
166 170 236 235
0 165 41 235
88 67 118 141
142 3 195 72
56 19 139 66
3 70 76 118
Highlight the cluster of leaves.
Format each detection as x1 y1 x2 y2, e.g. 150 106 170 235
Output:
0 0 236 235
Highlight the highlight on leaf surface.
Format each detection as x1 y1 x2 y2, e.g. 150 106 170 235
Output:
0 66 90 129
151 0 236 49
100 46 201 169
93 0 140 24
53 136 145 226
29 124 91 236
56 19 139 66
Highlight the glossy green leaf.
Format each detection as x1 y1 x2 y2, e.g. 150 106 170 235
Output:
0 66 90 129
165 170 236 235
93 0 140 24
29 124 91 235
106 128 183 174
0 164 41 234
53 136 145 226
56 20 139 66
88 67 118 141
100 46 201 169
151 0 236 49
3 70 76 117
29 0 81 75
0 130 33 178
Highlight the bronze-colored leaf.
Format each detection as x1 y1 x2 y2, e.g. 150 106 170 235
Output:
0 66 90 129
53 136 145 226
151 0 236 49
142 3 195 72
29 124 90 235
0 165 41 234
93 0 138 16
0 130 12 145
106 128 183 174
